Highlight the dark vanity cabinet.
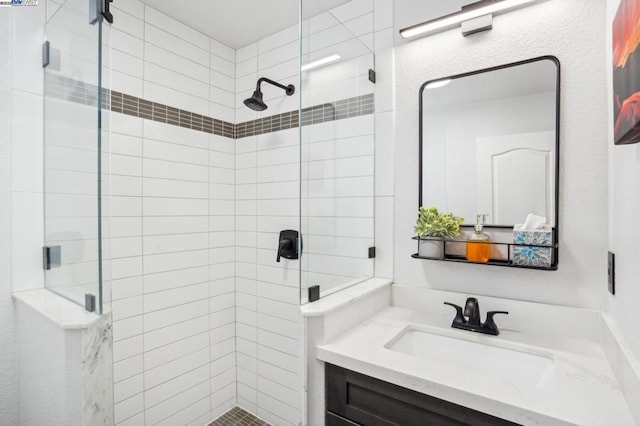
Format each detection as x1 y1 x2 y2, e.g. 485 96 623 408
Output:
325 364 519 426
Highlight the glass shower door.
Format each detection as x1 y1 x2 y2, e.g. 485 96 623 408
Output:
299 2 376 303
43 0 108 312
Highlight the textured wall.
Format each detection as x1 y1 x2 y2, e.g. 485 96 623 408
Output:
606 0 640 360
0 8 17 426
393 0 609 309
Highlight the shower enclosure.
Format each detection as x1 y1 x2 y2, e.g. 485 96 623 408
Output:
36 0 380 424
43 0 110 313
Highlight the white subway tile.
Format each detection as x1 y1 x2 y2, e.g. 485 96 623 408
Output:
144 24 208 67
114 374 144 404
144 299 209 332
144 81 209 116
144 282 209 313
112 29 144 59
144 63 209 101
143 248 209 274
143 216 208 236
112 114 143 137
257 393 299 426
211 386 236 416
143 233 209 256
143 158 208 183
237 42 258 62
143 265 209 294
112 276 143 301
113 335 143 362
144 365 209 408
111 256 143 280
210 86 235 109
145 44 209 84
210 336 235 361
145 380 209 426
210 353 235 377
145 347 209 389
114 354 143 383
112 9 144 40
112 0 143 20
113 316 143 341
144 315 209 351
112 296 143 321
143 198 208 217
258 361 299 391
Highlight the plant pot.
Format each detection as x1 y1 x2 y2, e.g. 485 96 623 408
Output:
418 237 445 259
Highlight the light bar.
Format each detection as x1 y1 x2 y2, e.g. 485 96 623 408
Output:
399 0 538 39
301 54 341 71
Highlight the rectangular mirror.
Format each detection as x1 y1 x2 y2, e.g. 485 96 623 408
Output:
419 56 560 229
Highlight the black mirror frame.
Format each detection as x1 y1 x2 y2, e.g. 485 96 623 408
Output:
417 55 561 260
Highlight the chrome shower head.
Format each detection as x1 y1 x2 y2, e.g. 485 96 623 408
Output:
243 77 295 111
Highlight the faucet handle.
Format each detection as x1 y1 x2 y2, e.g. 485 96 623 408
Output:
482 311 509 335
443 302 466 326
464 297 481 326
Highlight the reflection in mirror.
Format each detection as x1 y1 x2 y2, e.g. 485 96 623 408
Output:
420 57 559 228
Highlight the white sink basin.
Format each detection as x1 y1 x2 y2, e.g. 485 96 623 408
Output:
385 326 555 391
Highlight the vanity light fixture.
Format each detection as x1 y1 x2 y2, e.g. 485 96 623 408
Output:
425 79 451 89
301 54 341 71
399 0 539 39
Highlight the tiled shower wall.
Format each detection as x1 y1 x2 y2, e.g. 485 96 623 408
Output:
108 2 237 424
107 0 391 425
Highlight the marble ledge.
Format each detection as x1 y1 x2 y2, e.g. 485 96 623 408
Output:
13 289 105 329
301 277 392 317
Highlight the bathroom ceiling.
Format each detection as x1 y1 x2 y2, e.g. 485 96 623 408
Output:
139 0 351 49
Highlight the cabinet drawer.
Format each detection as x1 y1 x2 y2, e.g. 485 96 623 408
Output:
326 411 361 426
326 364 519 426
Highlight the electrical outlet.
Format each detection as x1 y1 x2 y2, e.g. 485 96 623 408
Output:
608 251 615 295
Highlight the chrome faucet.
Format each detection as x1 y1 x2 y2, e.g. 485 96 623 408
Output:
444 297 508 336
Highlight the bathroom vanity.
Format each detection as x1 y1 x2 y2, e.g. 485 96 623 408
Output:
325 364 517 425
305 282 638 426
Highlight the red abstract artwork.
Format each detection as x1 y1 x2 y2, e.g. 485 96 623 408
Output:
613 0 640 145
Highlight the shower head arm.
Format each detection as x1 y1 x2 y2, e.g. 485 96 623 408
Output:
256 77 295 96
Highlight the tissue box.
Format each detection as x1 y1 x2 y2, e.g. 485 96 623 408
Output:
512 225 553 267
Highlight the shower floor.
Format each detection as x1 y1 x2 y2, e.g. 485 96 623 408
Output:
209 407 271 426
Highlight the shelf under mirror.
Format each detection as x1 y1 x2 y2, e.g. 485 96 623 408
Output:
411 234 558 271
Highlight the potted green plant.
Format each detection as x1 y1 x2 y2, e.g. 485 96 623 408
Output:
414 206 464 259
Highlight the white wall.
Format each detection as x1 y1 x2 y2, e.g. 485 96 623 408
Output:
0 7 17 426
1 2 48 424
606 0 640 360
393 0 609 309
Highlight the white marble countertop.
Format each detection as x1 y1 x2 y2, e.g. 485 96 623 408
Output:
13 289 103 329
317 305 636 426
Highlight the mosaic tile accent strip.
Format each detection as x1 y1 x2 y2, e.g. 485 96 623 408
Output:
209 407 270 426
44 73 374 139
109 90 236 139
234 93 374 139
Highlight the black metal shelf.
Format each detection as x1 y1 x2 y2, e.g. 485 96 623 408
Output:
411 236 559 271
